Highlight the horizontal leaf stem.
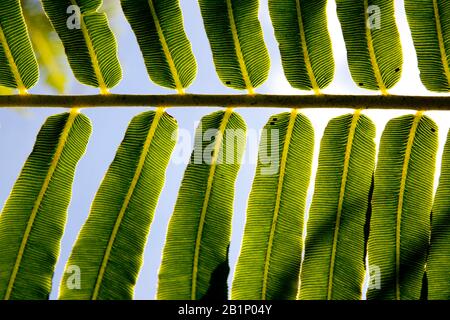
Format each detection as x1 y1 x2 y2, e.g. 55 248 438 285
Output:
0 94 448 110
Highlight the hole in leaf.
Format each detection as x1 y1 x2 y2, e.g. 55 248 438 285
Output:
359 83 364 86
431 128 436 133
395 67 400 72
226 81 231 85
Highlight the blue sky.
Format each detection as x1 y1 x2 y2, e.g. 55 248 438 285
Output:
0 0 448 299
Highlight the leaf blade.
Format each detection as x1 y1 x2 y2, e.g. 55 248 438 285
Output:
232 111 314 300
198 0 270 92
158 109 246 300
121 0 197 91
299 112 376 300
0 0 39 91
368 113 438 300
0 111 91 300
41 0 122 91
269 0 334 92
336 0 403 92
427 129 450 299
405 0 450 92
59 110 177 300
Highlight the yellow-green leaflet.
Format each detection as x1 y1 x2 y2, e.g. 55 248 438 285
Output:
121 0 197 92
427 129 450 299
59 110 177 300
405 0 450 92
232 111 314 300
0 111 91 299
269 0 334 93
336 0 402 93
158 109 246 300
198 0 270 92
0 0 39 92
41 0 122 92
300 112 375 300
368 113 437 300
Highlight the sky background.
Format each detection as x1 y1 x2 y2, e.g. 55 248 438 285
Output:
0 0 448 300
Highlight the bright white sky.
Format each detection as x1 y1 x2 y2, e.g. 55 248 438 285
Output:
0 0 448 300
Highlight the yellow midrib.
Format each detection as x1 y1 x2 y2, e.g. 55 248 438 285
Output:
433 0 450 88
261 109 297 300
148 0 184 94
191 108 233 300
326 109 361 300
4 108 80 300
363 0 387 95
225 0 254 94
70 0 108 95
0 24 27 94
91 107 165 300
295 0 320 95
395 111 423 300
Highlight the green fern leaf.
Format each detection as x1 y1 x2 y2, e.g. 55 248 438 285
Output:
0 0 39 92
41 0 122 92
0 111 91 300
121 0 197 92
299 111 376 300
427 129 450 299
336 0 402 93
198 0 270 92
269 0 334 93
158 109 246 300
232 111 314 300
58 110 177 300
368 113 438 300
405 0 450 92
